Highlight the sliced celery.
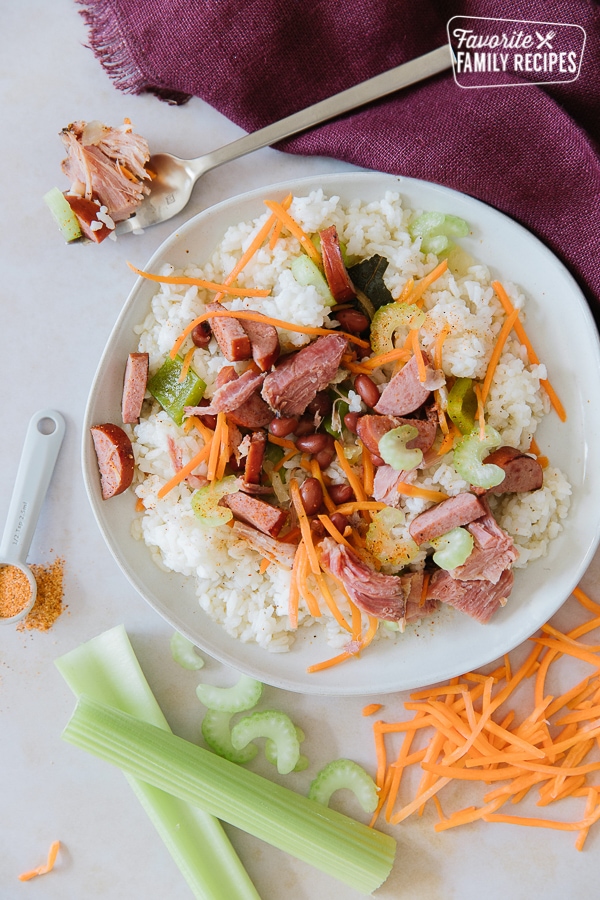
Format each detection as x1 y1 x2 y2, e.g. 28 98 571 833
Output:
63 696 397 896
202 709 259 764
430 527 474 570
309 759 379 814
196 674 263 713
44 187 83 242
231 710 300 775
55 626 260 900
291 255 335 306
378 424 423 471
170 631 205 670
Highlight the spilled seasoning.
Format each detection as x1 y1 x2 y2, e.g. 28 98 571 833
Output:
17 558 65 632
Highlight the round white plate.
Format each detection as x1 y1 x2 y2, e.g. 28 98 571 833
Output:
83 172 600 695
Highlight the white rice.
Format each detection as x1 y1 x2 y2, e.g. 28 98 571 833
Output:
130 190 571 651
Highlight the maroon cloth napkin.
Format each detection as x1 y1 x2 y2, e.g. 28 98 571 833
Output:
79 0 600 325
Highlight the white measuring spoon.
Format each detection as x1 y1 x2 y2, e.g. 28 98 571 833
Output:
0 409 66 624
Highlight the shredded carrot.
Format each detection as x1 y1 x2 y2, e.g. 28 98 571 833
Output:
396 278 415 303
306 615 377 674
178 344 196 382
363 703 383 716
259 557 271 574
410 259 448 305
267 433 297 452
409 328 427 383
135 497 145 512
171 307 370 359
157 441 212 499
480 307 520 404
289 479 350 632
273 448 298 472
360 346 412 371
127 261 271 297
263 200 322 266
215 416 231 481
288 543 301 629
333 441 371 521
19 841 60 882
573 586 600 617
434 323 451 371
309 458 336 513
268 193 293 249
436 428 456 457
492 281 566 421
211 194 293 303
317 514 354 550
363 590 600 848
333 501 387 515
295 542 322 617
206 413 225 483
396 482 449 503
473 382 486 440
360 439 374 497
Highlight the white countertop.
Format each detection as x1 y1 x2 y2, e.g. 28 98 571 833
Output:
2 3 599 898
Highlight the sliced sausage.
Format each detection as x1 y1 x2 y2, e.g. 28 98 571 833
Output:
262 334 348 416
207 303 252 362
220 492 287 537
243 431 267 485
484 446 544 495
374 355 432 416
240 316 280 371
319 225 356 303
122 352 149 424
356 413 437 457
64 195 112 243
408 493 487 545
227 392 273 428
90 423 135 499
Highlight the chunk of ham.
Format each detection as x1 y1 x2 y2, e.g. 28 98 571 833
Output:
374 354 445 416
402 571 438 623
185 369 265 416
451 505 518 583
426 566 514 624
232 521 296 569
60 121 150 222
357 413 437 457
262 334 348 416
372 465 407 507
408 493 487 545
319 537 407 621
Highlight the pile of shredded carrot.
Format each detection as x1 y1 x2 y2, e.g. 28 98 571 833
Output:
368 586 600 849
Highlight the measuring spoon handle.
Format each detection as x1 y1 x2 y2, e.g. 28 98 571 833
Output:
0 410 66 564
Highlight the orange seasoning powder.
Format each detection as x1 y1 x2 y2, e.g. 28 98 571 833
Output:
17 558 65 632
0 565 32 618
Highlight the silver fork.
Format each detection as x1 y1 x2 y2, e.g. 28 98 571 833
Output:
116 45 451 234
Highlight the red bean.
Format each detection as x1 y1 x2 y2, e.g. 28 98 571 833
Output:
330 512 349 533
328 483 354 505
306 391 333 418
314 446 335 469
335 309 370 334
191 322 212 348
269 416 298 437
354 374 380 408
295 433 329 454
343 412 360 434
299 477 323 516
310 518 326 539
294 415 317 437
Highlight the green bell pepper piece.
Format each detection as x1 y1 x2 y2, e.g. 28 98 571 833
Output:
147 355 206 426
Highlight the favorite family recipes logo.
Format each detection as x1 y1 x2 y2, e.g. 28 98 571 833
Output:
447 16 586 88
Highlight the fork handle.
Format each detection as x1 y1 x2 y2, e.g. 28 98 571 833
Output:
189 45 452 178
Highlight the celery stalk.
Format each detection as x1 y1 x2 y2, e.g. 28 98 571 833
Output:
55 626 260 900
63 695 397 896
